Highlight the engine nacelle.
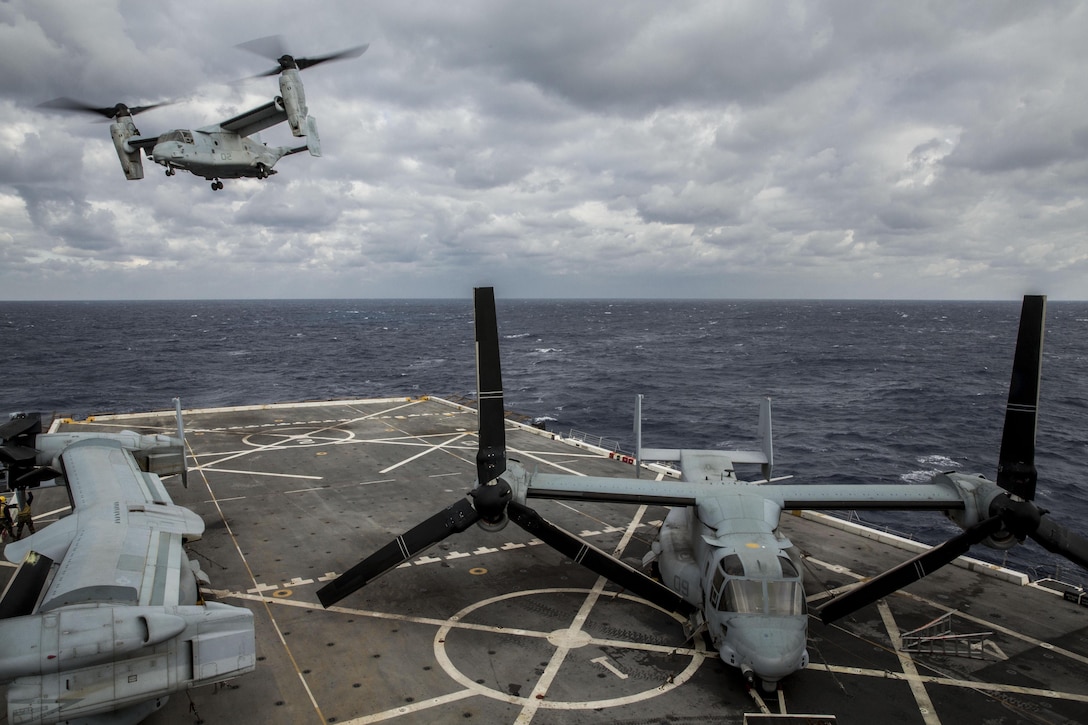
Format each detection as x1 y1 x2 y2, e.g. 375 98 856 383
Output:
109 117 144 180
278 68 309 137
940 472 1020 551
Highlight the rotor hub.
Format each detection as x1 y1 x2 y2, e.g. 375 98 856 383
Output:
991 493 1043 541
470 478 512 524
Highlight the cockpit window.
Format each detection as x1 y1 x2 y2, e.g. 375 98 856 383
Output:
161 130 194 144
767 581 805 616
719 554 745 576
716 579 804 616
722 579 765 614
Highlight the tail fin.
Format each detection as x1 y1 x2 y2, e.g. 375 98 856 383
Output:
173 397 188 488
634 396 773 481
305 116 321 157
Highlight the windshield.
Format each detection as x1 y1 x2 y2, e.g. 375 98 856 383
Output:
767 581 805 616
717 579 804 616
161 130 194 144
721 579 765 614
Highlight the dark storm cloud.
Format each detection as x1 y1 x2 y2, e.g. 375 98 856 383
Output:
2 0 1088 300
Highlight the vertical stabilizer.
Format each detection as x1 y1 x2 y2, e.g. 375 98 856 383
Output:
306 116 321 157
757 397 773 481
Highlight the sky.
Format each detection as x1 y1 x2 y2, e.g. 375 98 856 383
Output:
2 1 1087 300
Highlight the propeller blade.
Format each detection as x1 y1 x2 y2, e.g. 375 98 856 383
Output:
817 514 1005 624
996 295 1045 501
38 97 172 120
0 414 42 441
295 44 369 71
236 35 368 76
1 414 41 465
235 34 289 61
1030 516 1088 571
474 287 507 486
11 466 61 488
317 497 479 607
0 443 38 465
508 501 698 617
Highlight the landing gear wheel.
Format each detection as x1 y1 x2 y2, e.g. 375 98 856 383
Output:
164 167 176 177
211 180 224 191
256 163 268 179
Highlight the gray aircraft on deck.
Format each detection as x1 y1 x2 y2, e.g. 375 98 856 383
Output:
0 400 255 725
319 289 1088 694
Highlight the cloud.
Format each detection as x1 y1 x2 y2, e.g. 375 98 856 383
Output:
2 0 1088 300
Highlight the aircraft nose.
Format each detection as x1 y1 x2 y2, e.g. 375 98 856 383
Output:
726 623 808 682
153 143 183 161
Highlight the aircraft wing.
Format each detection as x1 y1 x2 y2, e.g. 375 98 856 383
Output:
128 135 160 153
5 437 204 611
755 482 966 511
526 473 966 512
528 472 703 507
209 99 289 137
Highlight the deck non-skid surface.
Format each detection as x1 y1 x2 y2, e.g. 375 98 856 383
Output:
3 397 1086 724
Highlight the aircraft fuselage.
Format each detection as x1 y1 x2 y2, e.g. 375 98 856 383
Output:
147 129 290 180
654 494 809 689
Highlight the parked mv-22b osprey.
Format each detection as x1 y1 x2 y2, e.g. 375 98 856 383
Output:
318 289 1088 694
40 36 367 190
0 400 255 725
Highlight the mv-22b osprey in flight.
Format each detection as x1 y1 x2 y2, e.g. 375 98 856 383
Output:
318 289 1088 694
40 36 367 190
0 400 255 725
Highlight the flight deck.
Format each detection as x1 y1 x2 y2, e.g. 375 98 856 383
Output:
3 397 1087 724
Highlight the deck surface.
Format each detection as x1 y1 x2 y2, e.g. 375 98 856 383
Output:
3 397 1087 724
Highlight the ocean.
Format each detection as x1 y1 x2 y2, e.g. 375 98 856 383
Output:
3 297 1087 586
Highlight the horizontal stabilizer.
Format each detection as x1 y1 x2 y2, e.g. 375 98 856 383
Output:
639 448 768 464
635 397 774 481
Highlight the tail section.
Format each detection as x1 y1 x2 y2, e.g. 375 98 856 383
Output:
305 115 321 157
173 397 188 488
635 395 773 481
283 117 321 159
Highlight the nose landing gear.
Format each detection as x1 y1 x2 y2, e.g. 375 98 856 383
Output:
210 180 224 191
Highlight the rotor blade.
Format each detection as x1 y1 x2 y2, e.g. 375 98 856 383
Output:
0 443 39 465
127 101 173 117
508 501 697 617
1 414 41 465
38 97 117 118
996 295 1046 501
0 414 42 441
296 44 370 71
317 497 479 607
474 287 507 485
38 97 172 119
12 466 61 488
1030 515 1088 572
817 514 1005 624
235 35 289 61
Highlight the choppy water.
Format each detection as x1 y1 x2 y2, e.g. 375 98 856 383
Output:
3 298 1087 585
